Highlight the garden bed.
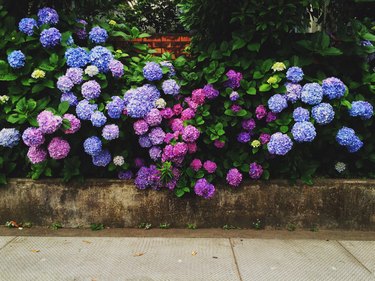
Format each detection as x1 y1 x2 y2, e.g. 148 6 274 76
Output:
1 179 374 230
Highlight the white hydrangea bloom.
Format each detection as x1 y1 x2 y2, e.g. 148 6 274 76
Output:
84 65 99 77
113 155 125 166
335 162 346 173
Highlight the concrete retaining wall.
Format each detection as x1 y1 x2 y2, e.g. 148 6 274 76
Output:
0 179 374 229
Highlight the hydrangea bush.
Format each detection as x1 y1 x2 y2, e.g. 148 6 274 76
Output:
0 7 374 199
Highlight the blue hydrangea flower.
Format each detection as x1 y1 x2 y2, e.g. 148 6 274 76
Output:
37 7 59 25
322 77 346 100
61 92 78 106
106 96 125 119
291 122 316 143
301 83 323 105
66 68 83 85
18 18 38 36
347 138 363 153
57 76 74 93
66 36 74 46
349 101 373 120
267 94 288 113
65 47 90 68
124 85 161 118
293 107 310 122
89 27 108 44
311 103 335 125
267 132 293 155
336 127 363 153
83 136 102 156
7 50 26 69
237 132 251 143
89 46 113 73
90 111 107 127
40 27 61 48
285 83 302 103
139 135 152 148
76 100 98 120
0 128 20 148
160 61 176 77
92 149 111 167
286 67 304 83
143 62 163 81
162 79 180 95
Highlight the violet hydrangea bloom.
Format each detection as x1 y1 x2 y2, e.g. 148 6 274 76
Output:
301 83 323 105
19 18 38 36
293 107 310 122
102 124 119 140
203 84 219 100
226 168 242 187
322 77 346 100
190 159 202 171
255 105 267 120
312 103 335 125
267 132 293 155
203 160 217 174
118 170 133 180
57 76 74 93
143 62 163 81
124 85 160 118
63 114 81 134
81 80 101 100
139 135 152 148
194 178 215 199
106 96 125 119
181 108 195 121
75 19 88 40
268 94 288 113
214 140 225 148
149 146 162 161
160 61 176 77
285 83 302 103
349 101 373 120
237 132 251 143
40 27 61 48
108 60 124 78
0 128 20 148
89 46 113 73
259 133 271 144
148 127 166 146
60 92 78 106
83 136 102 156
182 125 200 143
76 100 98 120
286 67 304 83
92 149 112 167
89 27 108 44
291 121 316 142
27 146 47 164
249 162 263 179
162 79 180 96
48 137 70 159
135 165 162 190
7 50 26 69
224 69 243 89
191 89 206 105
37 110 62 134
133 120 149 135
37 7 59 25
90 111 107 127
230 91 240 101
22 127 44 147
65 47 89 68
242 119 256 131
144 109 162 126
66 68 83 85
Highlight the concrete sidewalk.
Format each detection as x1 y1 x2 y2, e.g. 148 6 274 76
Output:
0 236 374 281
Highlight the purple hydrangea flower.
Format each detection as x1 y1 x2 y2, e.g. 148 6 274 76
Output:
162 79 180 95
203 160 217 174
90 111 107 127
66 68 83 85
135 165 162 190
133 120 149 135
237 132 251 143
194 178 215 199
106 96 125 119
102 124 119 140
224 69 243 89
89 46 113 73
268 94 288 113
293 107 310 122
291 121 316 142
149 146 162 161
182 125 200 143
203 84 219 100
349 101 373 120
160 61 176 76
311 103 335 125
148 127 166 146
259 133 271 144
118 170 133 180
214 140 225 148
92 149 112 167
229 91 240 101
139 135 152 148
191 89 206 105
75 19 88 40
84 136 102 156
0 128 20 148
285 83 302 103
226 168 242 187
267 132 293 155
286 67 304 83
7 50 25 69
255 105 267 120
62 114 81 134
22 127 45 147
61 92 78 106
76 100 98 120
18 18 38 36
37 110 62 134
108 59 124 78
40 27 61 48
81 80 101 100
190 159 202 171
57 76 74 93
124 85 160 118
48 137 70 160
144 109 162 127
27 146 47 164
242 119 256 131
181 108 195 121
301 83 323 105
37 7 59 25
89 27 108 44
266 112 277 123
143 62 163 81
65 47 90 68
249 162 263 179
322 77 346 100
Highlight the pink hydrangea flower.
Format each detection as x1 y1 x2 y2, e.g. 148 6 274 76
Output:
48 137 70 159
203 160 217 174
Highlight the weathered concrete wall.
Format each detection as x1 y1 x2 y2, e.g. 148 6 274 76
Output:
0 179 374 229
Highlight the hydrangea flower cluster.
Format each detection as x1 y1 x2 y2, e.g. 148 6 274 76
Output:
0 128 20 148
268 94 287 113
40 27 61 48
249 162 263 179
37 7 59 25
143 62 163 81
226 168 243 187
224 69 243 89
19 18 38 36
291 121 316 143
349 101 373 120
65 48 90 68
194 178 215 199
322 77 346 100
162 79 180 96
267 133 293 155
336 127 363 153
89 27 108 44
301 83 323 105
311 103 335 125
286 67 304 83
7 50 26 69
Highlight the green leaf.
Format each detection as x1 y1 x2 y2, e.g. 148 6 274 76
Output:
259 84 271 92
253 71 263 79
232 37 246 50
32 84 45 94
39 63 55 71
247 43 261 52
246 87 256 95
362 33 375 41
138 33 150 38
341 100 352 109
58 101 70 115
0 73 17 81
280 126 289 133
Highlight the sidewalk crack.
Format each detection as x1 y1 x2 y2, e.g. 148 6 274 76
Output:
337 241 373 274
229 238 244 281
0 236 17 252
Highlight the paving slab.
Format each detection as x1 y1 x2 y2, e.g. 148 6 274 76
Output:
0 237 240 281
0 236 15 250
339 241 375 274
231 238 375 281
